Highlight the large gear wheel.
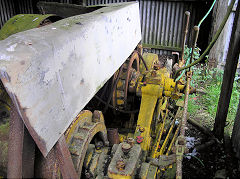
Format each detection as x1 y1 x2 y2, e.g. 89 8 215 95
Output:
112 51 140 110
35 110 108 178
65 110 109 176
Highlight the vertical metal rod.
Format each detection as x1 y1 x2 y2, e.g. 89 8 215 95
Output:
180 76 191 137
176 73 191 179
179 11 190 67
180 26 200 137
7 103 24 178
54 135 78 179
189 26 200 64
176 24 199 179
176 154 183 179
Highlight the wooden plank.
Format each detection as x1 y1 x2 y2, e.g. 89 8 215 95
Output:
213 1 240 139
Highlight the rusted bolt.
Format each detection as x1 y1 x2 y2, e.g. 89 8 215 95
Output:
139 127 145 133
121 143 132 155
116 159 125 171
92 110 101 122
151 70 157 77
136 136 143 144
177 136 185 145
127 137 134 147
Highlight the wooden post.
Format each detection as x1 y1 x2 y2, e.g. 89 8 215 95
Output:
232 97 240 158
213 1 240 140
208 0 229 68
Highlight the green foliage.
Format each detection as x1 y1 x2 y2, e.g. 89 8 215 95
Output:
188 94 200 114
183 45 201 63
188 67 240 135
0 122 9 175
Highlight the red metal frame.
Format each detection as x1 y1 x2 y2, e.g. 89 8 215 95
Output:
7 104 78 178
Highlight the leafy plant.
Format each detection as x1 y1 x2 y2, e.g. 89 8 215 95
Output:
188 67 240 135
183 45 201 63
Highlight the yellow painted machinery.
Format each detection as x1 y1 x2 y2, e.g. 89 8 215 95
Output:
64 49 192 179
0 2 199 179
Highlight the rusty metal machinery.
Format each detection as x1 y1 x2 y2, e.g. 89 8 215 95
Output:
0 2 200 178
67 50 190 178
35 50 188 178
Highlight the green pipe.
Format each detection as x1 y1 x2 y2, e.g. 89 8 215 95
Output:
198 0 217 27
174 0 236 79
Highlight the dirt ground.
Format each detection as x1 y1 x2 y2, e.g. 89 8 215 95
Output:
182 123 240 178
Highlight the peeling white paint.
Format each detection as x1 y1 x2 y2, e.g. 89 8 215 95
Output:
0 54 10 61
6 43 17 52
0 2 141 157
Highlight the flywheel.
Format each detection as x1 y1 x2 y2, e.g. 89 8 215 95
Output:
112 51 140 110
65 110 109 176
35 110 109 178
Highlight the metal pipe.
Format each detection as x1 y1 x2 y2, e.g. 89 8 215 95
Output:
174 0 236 77
107 128 120 146
176 74 191 179
54 135 78 179
189 26 200 64
180 75 191 136
7 103 24 178
179 11 190 67
175 25 200 81
176 26 199 178
166 124 180 156
176 154 183 179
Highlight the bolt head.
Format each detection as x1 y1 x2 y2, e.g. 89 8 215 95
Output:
127 137 134 146
122 143 131 154
116 160 125 171
92 110 101 122
151 70 157 77
139 127 145 132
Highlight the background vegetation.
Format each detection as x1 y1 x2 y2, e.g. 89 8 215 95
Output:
188 66 240 136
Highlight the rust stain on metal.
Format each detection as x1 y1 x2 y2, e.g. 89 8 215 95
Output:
66 110 108 176
7 102 24 178
54 135 78 179
107 128 120 146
